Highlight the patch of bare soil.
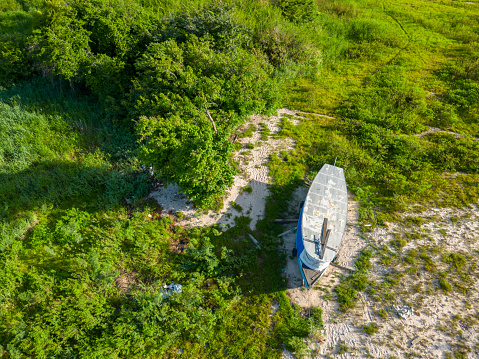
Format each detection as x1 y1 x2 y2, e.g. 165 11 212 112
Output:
115 271 137 294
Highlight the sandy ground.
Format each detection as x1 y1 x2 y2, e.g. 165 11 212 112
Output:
148 108 299 231
282 199 479 358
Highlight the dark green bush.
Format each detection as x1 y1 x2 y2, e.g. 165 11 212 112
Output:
134 34 279 207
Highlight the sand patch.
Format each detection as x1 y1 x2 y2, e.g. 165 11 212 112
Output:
282 202 479 358
148 108 300 230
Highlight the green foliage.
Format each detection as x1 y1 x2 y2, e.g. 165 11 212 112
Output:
238 124 257 138
1 203 282 357
272 0 318 24
0 32 33 84
260 122 271 140
257 25 322 76
404 249 417 265
354 249 372 271
0 79 150 214
439 277 452 292
333 249 371 310
134 33 279 207
443 252 467 272
420 251 435 272
231 201 243 212
363 322 379 335
310 306 323 327
272 291 310 355
2 0 479 355
338 340 349 354
29 0 155 99
407 216 426 226
240 185 253 194
378 309 388 319
155 1 249 51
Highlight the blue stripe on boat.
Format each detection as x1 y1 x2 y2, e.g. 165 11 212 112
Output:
296 205 309 289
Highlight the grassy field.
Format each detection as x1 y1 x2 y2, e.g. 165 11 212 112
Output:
1 0 479 357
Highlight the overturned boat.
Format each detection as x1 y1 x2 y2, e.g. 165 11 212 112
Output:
296 164 348 289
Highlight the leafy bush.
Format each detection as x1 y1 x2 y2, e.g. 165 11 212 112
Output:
257 25 322 76
25 0 156 101
272 291 311 354
310 306 323 327
439 277 452 291
443 252 467 271
134 34 279 207
155 1 249 51
334 249 372 310
363 322 379 335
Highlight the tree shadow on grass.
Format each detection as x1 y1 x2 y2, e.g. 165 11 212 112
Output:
0 158 150 218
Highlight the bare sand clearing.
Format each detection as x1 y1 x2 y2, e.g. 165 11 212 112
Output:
282 199 479 358
148 108 299 230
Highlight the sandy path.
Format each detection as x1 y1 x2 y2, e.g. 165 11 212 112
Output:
148 108 299 230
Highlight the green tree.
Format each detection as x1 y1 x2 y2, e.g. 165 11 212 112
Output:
133 35 278 207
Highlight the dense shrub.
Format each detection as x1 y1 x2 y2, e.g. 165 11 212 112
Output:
155 1 249 50
134 35 279 207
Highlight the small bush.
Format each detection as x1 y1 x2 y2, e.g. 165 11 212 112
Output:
414 283 423 293
238 124 257 138
260 123 271 141
378 309 388 319
390 236 407 249
338 340 349 354
404 249 417 264
443 252 466 271
363 322 378 335
231 201 243 212
310 306 323 327
406 232 421 240
439 277 452 291
240 185 253 194
407 216 426 226
355 249 372 271
273 0 318 23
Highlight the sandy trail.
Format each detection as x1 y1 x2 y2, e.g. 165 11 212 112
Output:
148 108 299 230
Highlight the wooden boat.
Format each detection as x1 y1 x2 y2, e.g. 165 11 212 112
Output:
296 164 348 289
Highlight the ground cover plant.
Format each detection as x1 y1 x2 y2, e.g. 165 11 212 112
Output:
1 0 479 357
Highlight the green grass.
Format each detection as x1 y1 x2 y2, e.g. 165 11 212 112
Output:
237 124 257 138
363 322 379 335
230 201 243 212
280 0 479 214
260 122 271 141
